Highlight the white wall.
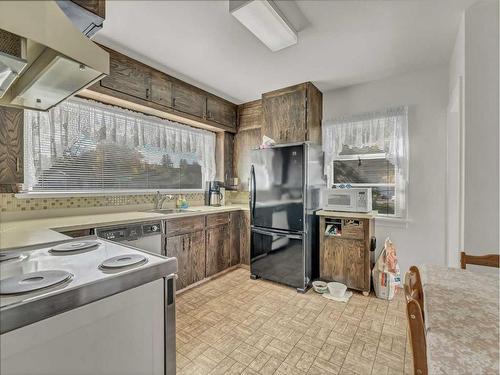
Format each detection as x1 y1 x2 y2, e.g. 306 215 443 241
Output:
323 66 449 273
448 0 500 271
463 0 499 258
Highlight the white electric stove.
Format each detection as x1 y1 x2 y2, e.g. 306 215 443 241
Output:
0 237 177 375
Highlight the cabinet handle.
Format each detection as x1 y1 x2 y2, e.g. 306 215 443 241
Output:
172 98 176 107
146 88 150 99
16 157 20 172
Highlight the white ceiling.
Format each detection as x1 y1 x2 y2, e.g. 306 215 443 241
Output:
95 0 476 104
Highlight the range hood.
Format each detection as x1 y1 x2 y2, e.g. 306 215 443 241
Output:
0 1 109 111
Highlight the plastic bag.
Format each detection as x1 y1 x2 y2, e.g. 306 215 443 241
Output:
372 237 401 300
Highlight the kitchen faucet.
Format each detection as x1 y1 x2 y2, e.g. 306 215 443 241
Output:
154 191 175 209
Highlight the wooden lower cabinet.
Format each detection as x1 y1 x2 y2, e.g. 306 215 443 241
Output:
321 237 366 291
229 212 240 266
165 230 205 290
206 224 230 277
319 214 375 294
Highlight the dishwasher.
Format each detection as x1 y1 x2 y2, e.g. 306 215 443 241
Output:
96 221 163 255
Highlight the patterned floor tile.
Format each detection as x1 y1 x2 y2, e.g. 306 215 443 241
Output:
175 268 413 375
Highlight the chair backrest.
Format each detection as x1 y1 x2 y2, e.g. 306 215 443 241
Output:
460 251 500 269
405 266 428 375
406 298 428 375
404 266 424 316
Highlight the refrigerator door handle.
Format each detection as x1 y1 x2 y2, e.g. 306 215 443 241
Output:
252 227 302 240
250 164 256 220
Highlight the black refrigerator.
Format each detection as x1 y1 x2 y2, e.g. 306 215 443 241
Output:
249 142 325 292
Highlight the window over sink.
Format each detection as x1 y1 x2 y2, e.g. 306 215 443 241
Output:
23 98 216 193
323 106 409 218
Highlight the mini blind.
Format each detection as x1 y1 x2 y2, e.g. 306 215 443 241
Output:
24 98 216 192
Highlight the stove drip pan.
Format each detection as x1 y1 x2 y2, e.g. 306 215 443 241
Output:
51 240 100 253
0 251 24 262
0 270 73 295
100 254 147 269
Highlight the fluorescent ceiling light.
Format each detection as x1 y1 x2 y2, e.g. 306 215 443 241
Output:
231 0 298 52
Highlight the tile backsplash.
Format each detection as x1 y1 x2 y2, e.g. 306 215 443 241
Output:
0 192 205 213
0 190 249 214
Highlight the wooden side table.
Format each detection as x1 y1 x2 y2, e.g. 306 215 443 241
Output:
316 210 377 296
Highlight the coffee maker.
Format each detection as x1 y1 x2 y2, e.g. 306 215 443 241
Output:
205 181 225 206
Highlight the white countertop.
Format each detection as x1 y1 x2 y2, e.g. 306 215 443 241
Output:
0 204 248 250
315 210 378 219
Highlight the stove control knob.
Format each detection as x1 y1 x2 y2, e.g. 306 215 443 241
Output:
152 225 159 232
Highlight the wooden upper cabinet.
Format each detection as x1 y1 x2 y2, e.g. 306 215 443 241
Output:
100 47 152 101
150 70 173 108
172 81 206 119
0 107 23 192
71 0 106 18
207 96 236 128
262 82 322 144
263 83 307 143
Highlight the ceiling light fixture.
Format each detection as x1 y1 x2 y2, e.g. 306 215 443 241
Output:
230 0 298 52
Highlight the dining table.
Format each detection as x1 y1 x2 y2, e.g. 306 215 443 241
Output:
419 264 499 374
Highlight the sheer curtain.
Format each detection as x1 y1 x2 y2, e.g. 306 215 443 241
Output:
322 106 409 181
24 97 216 192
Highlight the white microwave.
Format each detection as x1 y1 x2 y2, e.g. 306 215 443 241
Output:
323 188 372 213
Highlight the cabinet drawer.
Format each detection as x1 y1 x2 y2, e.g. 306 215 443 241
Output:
206 213 230 227
165 215 205 237
341 219 364 240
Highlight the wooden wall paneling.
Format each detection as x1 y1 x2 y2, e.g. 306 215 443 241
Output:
189 230 206 284
262 83 307 143
237 100 262 131
0 106 23 191
224 132 234 186
229 211 241 266
233 128 261 190
306 82 323 144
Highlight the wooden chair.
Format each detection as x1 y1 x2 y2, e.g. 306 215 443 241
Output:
404 265 424 316
405 267 428 375
460 251 500 269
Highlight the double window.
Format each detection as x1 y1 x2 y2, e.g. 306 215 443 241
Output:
323 107 409 218
23 98 216 193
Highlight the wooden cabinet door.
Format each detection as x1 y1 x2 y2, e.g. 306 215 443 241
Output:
229 211 240 266
172 81 206 118
206 224 230 277
262 84 307 143
344 239 366 290
207 96 236 128
150 70 172 108
188 230 206 284
100 48 151 101
240 211 251 265
165 234 188 290
0 107 23 190
320 236 344 281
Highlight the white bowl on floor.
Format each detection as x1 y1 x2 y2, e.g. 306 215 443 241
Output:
312 281 328 293
327 282 347 298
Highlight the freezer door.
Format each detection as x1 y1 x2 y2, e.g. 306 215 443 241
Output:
250 228 305 290
250 145 304 231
